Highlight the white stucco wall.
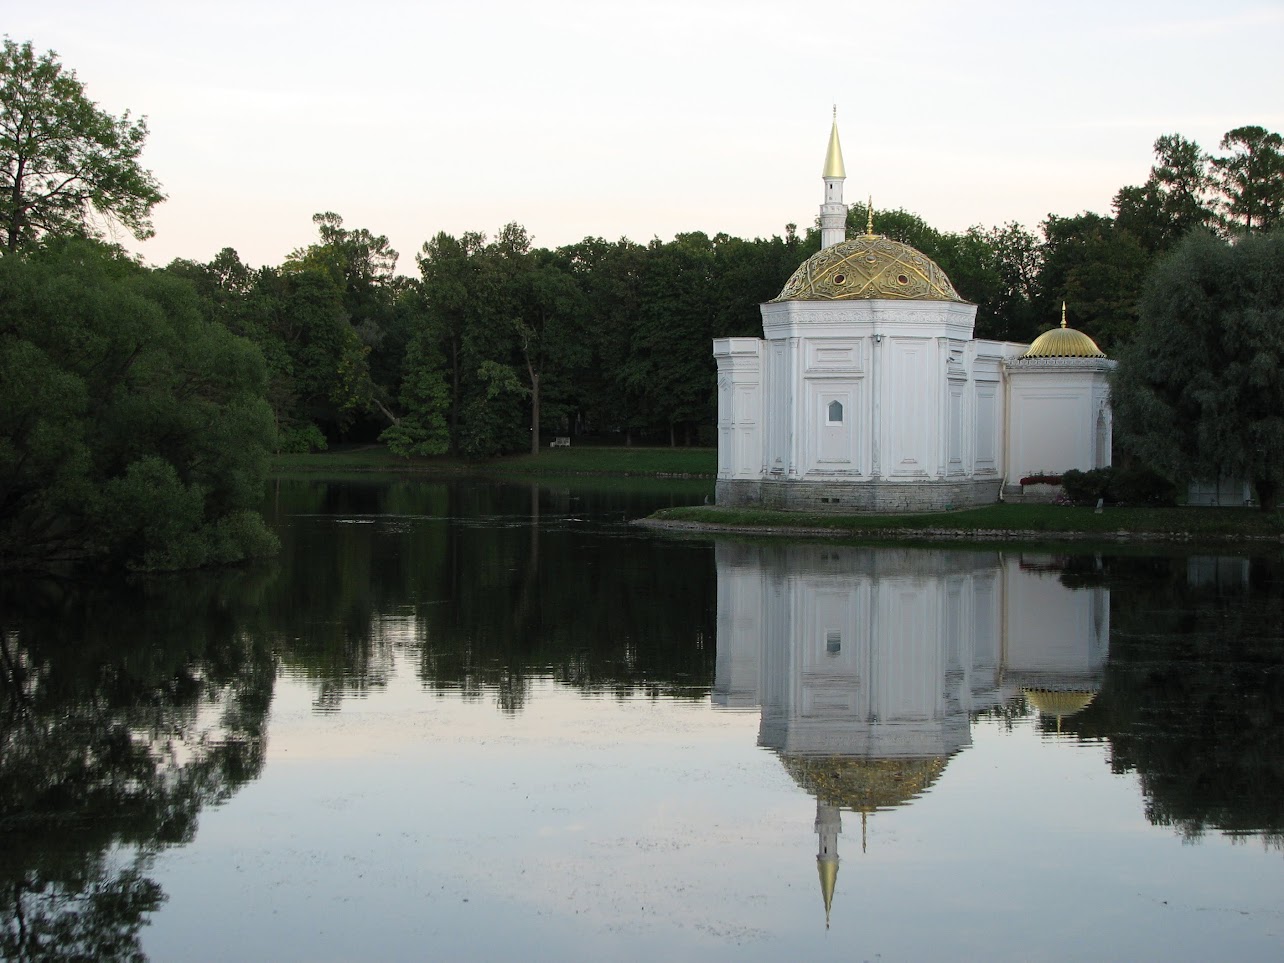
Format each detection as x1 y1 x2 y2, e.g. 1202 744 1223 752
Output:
715 294 1112 510
1004 360 1114 481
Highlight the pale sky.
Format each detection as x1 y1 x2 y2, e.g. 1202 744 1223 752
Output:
8 1 1283 271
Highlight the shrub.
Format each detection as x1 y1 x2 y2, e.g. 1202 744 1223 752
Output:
1061 466 1176 507
278 424 328 453
1111 465 1177 506
1061 469 1113 506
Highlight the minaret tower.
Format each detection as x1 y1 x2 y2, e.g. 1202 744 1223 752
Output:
820 107 848 250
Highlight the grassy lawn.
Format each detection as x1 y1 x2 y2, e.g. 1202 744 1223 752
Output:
650 503 1284 540
269 447 1282 542
272 444 718 477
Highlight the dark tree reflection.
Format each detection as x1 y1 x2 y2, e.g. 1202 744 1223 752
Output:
0 573 275 960
1060 553 1284 847
261 478 717 714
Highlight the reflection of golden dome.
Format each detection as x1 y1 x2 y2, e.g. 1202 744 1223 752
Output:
1024 688 1097 719
782 754 948 811
773 235 965 303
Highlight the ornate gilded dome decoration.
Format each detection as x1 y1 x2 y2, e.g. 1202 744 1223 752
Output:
773 235 966 303
1021 304 1107 358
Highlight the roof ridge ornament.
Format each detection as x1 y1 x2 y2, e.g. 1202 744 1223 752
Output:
866 196 875 237
1061 301 1067 329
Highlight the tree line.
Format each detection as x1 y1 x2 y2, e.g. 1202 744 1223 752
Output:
3 36 1283 569
158 126 1282 459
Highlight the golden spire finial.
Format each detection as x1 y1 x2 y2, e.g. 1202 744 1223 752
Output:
866 196 875 237
1061 301 1067 328
823 110 845 179
817 857 838 929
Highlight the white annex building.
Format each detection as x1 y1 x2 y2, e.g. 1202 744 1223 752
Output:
714 118 1116 512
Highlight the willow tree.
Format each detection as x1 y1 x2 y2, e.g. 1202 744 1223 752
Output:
1112 230 1284 510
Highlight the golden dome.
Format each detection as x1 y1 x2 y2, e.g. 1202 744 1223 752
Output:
781 754 948 811
773 234 965 303
1022 307 1107 358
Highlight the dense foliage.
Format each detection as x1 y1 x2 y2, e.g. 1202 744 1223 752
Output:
1111 230 1284 510
0 241 279 571
1059 466 1177 507
159 125 1280 462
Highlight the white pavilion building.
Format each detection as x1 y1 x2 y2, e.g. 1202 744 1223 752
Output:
713 118 1115 512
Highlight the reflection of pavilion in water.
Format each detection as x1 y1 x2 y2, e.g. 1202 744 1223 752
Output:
713 543 1109 925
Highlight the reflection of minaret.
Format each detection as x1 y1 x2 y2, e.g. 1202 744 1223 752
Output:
815 799 841 928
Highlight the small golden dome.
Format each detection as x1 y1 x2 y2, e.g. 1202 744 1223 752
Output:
1023 688 1097 718
1022 307 1106 358
773 235 965 303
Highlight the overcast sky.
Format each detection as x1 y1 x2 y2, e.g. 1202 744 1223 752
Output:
8 1 1283 271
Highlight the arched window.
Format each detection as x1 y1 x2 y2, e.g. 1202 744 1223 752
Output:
827 400 844 424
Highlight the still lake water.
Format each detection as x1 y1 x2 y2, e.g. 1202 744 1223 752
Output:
3 476 1283 961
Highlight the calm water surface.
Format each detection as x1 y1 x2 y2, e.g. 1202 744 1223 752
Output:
2 477 1282 961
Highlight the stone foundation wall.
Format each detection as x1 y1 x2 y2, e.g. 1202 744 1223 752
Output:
1000 483 1062 504
716 477 1002 513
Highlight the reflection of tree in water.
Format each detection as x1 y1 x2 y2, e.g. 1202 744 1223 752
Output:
0 574 275 960
264 479 717 714
1059 554 1284 848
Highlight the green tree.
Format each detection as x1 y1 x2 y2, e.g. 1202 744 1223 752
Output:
417 230 491 453
1111 230 1284 511
1113 133 1216 255
974 222 1043 342
165 250 317 451
1213 125 1284 234
513 247 588 453
556 236 649 438
0 39 164 252
380 316 450 457
284 212 405 431
631 233 720 445
0 240 278 571
1039 212 1148 351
